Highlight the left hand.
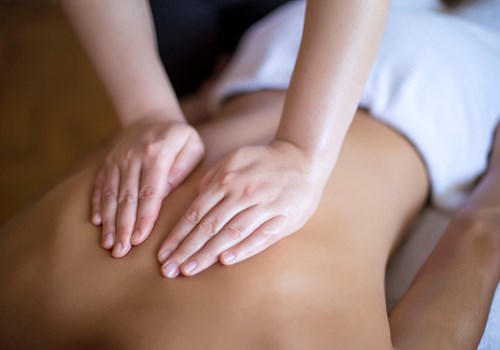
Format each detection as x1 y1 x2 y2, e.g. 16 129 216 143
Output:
157 139 327 278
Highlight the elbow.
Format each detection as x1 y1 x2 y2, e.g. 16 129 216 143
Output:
454 212 500 280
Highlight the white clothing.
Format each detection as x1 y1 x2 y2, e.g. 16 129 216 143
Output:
209 0 500 211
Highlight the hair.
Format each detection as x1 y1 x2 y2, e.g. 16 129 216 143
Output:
440 0 474 8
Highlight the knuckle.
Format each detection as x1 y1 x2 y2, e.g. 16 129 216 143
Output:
185 210 201 225
219 171 235 186
261 229 275 240
241 184 255 197
146 143 157 157
102 188 117 199
124 148 134 161
199 219 218 237
119 191 136 205
139 186 157 199
227 225 244 239
92 191 101 202
145 141 160 157
119 151 134 168
264 195 277 204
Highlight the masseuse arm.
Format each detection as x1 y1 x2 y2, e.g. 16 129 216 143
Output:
59 0 183 126
276 0 390 168
158 1 391 277
60 0 204 257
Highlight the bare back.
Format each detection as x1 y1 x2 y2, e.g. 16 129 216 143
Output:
0 108 428 350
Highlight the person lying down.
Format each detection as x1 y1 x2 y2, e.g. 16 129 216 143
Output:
0 91 499 350
207 1 500 347
1 1 500 349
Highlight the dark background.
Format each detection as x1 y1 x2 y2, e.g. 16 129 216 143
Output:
0 1 118 222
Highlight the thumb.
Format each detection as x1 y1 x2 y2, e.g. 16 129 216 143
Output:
167 138 204 193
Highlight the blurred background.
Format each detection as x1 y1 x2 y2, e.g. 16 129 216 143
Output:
0 0 118 222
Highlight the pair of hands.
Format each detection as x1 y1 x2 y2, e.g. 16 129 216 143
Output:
91 118 325 278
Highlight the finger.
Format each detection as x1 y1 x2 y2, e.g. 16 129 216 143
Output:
91 169 105 225
100 166 120 250
166 196 256 276
168 136 204 189
157 189 225 276
219 215 288 265
130 160 174 246
178 205 274 276
112 161 141 258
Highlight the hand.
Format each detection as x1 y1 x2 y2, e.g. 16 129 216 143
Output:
157 139 327 278
91 118 205 258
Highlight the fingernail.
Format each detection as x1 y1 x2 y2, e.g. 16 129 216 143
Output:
182 260 198 275
112 242 123 257
131 230 142 244
158 249 172 263
92 213 102 225
112 241 130 258
221 252 236 264
103 232 114 248
162 262 179 278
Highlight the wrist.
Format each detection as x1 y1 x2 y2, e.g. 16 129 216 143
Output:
120 107 187 129
270 138 333 183
273 126 344 164
272 136 338 166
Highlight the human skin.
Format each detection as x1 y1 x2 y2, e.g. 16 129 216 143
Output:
59 0 390 262
389 131 500 349
158 0 392 276
1 92 498 349
59 0 206 257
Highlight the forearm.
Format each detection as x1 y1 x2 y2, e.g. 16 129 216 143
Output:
389 167 500 349
276 0 390 173
59 0 184 127
389 219 499 349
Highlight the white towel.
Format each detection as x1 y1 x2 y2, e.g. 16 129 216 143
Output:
210 0 500 212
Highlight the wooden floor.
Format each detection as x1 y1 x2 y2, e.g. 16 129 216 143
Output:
0 1 119 222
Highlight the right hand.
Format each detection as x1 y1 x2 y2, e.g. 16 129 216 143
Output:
91 118 205 258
